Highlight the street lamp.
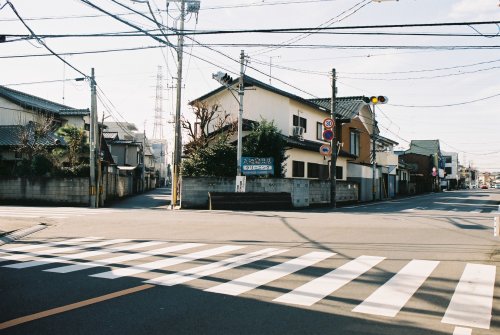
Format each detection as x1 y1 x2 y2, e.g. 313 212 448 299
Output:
212 50 246 179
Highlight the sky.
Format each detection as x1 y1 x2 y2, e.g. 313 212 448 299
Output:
1 0 499 171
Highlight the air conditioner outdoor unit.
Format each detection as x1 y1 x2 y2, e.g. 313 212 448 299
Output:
292 126 305 140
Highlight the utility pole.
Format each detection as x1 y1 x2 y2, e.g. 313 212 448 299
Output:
171 0 185 208
330 68 337 208
237 50 245 176
89 68 97 208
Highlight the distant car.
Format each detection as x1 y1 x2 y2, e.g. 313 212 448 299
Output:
480 185 488 189
495 184 500 189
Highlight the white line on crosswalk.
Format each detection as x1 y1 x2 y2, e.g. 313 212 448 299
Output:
91 245 243 279
442 263 496 329
0 237 102 256
274 255 385 306
45 243 201 274
146 248 287 287
453 327 472 335
4 239 131 268
205 251 335 296
3 240 161 269
353 259 439 317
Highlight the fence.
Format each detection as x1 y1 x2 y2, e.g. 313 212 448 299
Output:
181 177 358 209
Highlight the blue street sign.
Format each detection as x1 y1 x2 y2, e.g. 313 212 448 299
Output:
241 157 274 176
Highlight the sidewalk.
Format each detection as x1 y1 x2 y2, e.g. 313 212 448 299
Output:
0 217 47 238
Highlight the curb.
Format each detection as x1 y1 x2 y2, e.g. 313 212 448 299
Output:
0 224 49 246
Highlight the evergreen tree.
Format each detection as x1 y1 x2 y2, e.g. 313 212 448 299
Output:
243 120 288 177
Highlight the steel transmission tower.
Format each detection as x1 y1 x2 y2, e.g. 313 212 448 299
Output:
153 66 165 140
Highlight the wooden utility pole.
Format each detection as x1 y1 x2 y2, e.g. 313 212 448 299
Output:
330 68 337 208
89 68 97 208
171 0 186 208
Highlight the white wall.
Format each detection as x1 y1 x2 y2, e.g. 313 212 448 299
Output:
0 97 38 124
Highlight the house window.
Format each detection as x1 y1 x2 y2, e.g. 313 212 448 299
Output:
336 166 343 180
293 114 307 133
445 156 452 164
292 160 305 177
445 167 452 175
307 163 329 179
316 122 323 140
350 130 360 157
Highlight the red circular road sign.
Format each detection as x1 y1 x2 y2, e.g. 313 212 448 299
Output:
322 129 334 141
323 118 335 129
319 144 332 156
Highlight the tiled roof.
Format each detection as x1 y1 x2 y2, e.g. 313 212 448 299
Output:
308 97 366 120
0 124 66 147
0 86 88 116
190 76 366 120
405 140 441 156
284 135 357 159
108 139 141 145
103 132 119 140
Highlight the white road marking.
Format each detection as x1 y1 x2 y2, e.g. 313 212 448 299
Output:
146 248 287 286
453 327 472 335
442 263 496 329
46 243 201 274
205 251 335 296
4 239 131 269
0 237 102 261
353 259 439 317
3 240 162 269
274 255 385 306
91 245 243 279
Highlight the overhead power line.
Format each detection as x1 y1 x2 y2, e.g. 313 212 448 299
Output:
390 92 500 108
4 1 88 79
175 20 500 36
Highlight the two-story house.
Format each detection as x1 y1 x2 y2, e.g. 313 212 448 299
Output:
189 76 368 183
0 85 90 170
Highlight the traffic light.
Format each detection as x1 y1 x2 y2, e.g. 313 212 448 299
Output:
212 71 233 85
363 96 389 105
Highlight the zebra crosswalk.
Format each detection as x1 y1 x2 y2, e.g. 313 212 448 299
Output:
0 237 497 331
0 206 119 219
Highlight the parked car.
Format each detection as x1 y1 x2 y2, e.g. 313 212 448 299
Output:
480 185 488 189
495 184 500 189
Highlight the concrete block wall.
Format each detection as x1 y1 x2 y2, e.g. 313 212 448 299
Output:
309 180 330 204
0 177 89 205
181 177 359 209
181 177 234 209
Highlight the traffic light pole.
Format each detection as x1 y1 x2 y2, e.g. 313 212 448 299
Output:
371 104 377 201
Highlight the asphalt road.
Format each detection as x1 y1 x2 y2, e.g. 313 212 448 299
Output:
0 189 499 335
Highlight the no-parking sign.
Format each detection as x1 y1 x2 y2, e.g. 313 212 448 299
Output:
319 144 332 156
322 129 334 141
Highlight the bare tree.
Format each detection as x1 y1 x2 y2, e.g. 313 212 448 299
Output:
15 113 57 161
181 101 235 154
